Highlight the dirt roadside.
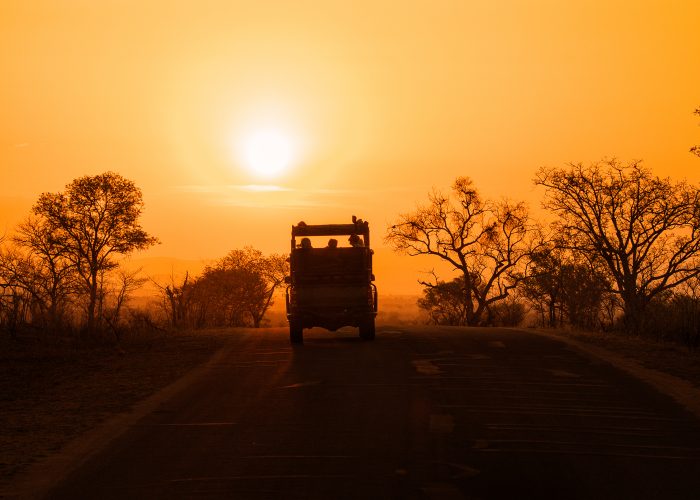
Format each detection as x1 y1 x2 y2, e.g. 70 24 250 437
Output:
0 330 235 496
525 328 700 419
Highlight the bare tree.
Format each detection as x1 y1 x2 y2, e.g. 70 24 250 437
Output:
12 216 76 330
102 267 148 340
387 177 543 326
691 107 700 158
0 246 39 336
153 271 193 329
535 160 700 332
32 172 158 333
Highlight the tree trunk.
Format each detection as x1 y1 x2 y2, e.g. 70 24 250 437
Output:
548 298 556 327
622 292 646 334
87 269 98 334
462 272 477 325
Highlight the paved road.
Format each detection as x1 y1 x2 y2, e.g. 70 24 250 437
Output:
48 327 700 499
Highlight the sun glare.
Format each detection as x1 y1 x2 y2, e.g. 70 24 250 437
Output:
241 128 294 178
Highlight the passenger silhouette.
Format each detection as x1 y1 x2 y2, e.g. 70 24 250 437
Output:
349 234 364 247
327 238 338 249
299 237 312 249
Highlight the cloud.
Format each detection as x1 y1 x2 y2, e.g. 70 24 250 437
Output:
174 184 359 195
172 184 342 208
171 184 416 209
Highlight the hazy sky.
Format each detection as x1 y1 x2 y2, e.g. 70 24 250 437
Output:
2 0 699 293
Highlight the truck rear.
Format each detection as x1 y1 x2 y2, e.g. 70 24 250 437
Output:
285 219 378 343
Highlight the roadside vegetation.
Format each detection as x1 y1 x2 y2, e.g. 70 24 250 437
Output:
0 173 289 344
154 247 288 330
389 157 700 351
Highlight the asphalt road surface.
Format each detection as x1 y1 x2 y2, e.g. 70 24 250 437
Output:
48 326 700 499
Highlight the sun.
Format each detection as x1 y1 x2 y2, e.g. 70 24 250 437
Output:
240 128 295 178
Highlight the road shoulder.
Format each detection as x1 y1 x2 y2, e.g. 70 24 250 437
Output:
524 328 700 420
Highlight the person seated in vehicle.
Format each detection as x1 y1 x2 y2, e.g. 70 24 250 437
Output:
327 238 338 249
348 233 364 247
299 237 312 249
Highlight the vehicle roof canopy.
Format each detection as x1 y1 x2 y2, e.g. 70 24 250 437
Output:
292 222 369 237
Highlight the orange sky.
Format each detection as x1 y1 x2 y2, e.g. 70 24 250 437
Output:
2 0 699 294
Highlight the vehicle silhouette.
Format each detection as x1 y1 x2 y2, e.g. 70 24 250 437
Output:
285 217 378 343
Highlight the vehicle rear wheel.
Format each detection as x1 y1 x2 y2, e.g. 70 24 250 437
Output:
359 318 375 340
290 322 303 344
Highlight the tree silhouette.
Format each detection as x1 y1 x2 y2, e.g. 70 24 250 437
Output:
521 247 610 329
155 272 194 329
691 107 700 158
10 216 76 331
100 267 148 340
155 248 288 329
417 275 469 326
194 247 287 328
32 172 158 333
535 160 700 332
520 248 567 327
387 177 543 326
215 247 288 327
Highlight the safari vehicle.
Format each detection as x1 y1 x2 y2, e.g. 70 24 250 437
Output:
285 217 378 343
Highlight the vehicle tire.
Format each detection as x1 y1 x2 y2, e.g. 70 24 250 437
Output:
290 322 303 344
359 318 375 340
